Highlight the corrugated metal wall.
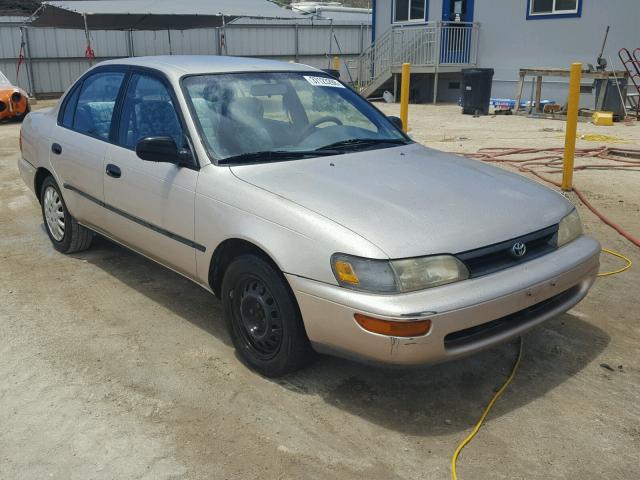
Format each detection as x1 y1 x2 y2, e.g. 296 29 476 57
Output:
0 21 370 95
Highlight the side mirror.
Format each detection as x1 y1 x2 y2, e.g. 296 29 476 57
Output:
136 136 192 166
387 115 404 131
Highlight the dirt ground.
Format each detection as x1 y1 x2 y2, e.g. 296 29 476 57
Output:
1 99 639 480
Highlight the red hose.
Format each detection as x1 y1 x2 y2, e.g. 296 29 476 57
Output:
460 147 640 248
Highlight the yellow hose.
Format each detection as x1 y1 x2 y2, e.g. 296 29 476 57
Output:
451 247 632 479
597 248 633 277
451 337 523 480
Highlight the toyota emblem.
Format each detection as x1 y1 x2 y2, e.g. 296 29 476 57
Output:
511 242 527 258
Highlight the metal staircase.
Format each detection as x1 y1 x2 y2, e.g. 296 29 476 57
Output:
618 47 640 118
357 21 480 98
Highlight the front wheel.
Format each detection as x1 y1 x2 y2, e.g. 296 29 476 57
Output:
221 254 314 377
40 176 93 253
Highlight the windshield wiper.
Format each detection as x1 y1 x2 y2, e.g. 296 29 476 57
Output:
315 138 407 152
219 149 339 165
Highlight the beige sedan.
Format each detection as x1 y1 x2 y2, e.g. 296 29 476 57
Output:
18 56 600 376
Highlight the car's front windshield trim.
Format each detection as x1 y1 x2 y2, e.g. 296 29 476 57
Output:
180 70 411 166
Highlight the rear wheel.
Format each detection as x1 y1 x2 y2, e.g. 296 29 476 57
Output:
221 254 314 377
40 176 93 253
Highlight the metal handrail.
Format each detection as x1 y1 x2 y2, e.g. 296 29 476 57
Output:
358 21 480 93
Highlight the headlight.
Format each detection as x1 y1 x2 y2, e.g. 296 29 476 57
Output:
331 253 469 293
557 209 583 247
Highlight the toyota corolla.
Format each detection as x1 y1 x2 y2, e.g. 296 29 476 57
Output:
18 56 600 377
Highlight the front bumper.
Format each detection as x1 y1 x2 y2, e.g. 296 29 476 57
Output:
287 235 600 365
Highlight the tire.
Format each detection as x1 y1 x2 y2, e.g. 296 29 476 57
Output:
221 254 314 377
40 176 93 253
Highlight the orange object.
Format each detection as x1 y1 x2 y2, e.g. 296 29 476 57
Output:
354 314 431 337
0 71 30 122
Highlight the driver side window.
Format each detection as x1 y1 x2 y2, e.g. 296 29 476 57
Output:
118 73 184 150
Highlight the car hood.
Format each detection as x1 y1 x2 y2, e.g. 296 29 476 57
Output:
230 143 572 258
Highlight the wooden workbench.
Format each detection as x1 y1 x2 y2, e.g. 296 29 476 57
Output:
514 68 629 115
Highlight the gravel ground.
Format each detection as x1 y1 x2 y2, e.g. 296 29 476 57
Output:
1 99 639 479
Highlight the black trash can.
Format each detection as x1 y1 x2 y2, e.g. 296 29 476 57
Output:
461 68 494 115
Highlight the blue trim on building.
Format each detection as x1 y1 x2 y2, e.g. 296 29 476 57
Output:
372 0 376 42
526 0 582 20
390 0 430 26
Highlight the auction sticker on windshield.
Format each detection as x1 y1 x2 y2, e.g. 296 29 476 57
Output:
303 76 345 88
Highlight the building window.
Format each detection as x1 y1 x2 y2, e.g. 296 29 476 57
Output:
394 0 426 22
527 0 582 19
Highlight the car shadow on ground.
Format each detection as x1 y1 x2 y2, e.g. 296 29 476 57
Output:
78 234 232 347
279 312 609 436
79 234 610 436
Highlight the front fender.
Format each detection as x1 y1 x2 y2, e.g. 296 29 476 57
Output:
194 165 387 287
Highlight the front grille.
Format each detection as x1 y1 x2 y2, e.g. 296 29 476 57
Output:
456 224 558 278
443 283 580 351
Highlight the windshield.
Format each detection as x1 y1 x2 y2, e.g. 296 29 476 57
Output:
0 71 11 86
182 72 408 163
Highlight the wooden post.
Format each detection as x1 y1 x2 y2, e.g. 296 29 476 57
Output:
535 76 543 112
562 63 582 191
514 71 525 113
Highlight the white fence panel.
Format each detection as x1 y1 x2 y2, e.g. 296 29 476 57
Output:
169 29 218 55
0 22 371 95
225 26 296 57
31 59 90 93
132 30 171 56
0 25 21 58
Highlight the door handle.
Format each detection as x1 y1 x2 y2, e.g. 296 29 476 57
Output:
105 164 121 178
51 143 62 155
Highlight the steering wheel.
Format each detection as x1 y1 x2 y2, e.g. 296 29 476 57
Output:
298 115 343 141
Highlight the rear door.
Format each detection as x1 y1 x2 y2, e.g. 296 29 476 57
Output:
51 69 126 231
103 70 199 278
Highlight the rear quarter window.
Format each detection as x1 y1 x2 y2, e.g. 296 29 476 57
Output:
61 86 80 128
72 72 125 140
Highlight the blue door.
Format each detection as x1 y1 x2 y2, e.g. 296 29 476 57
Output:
441 0 474 64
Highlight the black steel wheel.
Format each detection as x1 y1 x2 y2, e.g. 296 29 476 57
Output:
234 275 283 360
222 254 314 377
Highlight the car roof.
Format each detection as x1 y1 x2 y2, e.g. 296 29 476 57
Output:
98 55 321 77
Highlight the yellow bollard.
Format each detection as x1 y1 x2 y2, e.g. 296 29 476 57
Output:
400 63 411 133
562 62 582 191
332 56 340 71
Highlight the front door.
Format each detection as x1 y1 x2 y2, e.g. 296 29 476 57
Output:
103 71 199 278
441 0 474 63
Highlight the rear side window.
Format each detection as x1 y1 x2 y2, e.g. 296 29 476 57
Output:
72 71 125 140
61 86 80 128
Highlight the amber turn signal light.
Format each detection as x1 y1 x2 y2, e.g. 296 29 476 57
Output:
354 314 431 337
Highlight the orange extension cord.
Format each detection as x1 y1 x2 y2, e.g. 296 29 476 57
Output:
462 147 640 248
